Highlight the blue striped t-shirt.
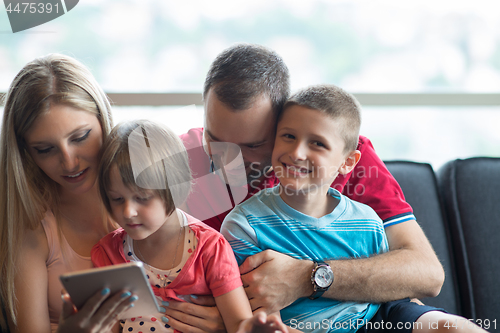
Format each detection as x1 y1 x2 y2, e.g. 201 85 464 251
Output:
221 185 389 333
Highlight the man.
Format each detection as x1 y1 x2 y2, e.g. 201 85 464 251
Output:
162 44 444 332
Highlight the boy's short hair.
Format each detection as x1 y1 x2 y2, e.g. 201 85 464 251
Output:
99 120 192 217
282 84 361 153
203 43 290 116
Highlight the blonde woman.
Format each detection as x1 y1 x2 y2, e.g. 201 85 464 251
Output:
0 54 137 333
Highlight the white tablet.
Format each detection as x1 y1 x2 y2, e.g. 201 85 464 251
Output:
60 262 160 319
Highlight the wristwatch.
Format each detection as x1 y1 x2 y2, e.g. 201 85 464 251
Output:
309 261 334 300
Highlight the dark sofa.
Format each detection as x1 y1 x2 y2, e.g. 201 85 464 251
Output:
385 158 500 326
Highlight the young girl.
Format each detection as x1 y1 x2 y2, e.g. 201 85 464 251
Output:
91 120 254 333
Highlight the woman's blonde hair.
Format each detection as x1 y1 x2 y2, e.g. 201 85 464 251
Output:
0 54 114 329
99 120 192 218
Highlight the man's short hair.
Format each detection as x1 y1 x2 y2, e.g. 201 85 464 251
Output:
282 84 362 153
203 43 290 115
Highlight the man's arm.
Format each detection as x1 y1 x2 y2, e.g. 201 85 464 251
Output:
323 220 444 301
240 220 444 313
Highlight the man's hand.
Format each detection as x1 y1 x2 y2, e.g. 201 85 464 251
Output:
239 250 314 314
161 295 226 333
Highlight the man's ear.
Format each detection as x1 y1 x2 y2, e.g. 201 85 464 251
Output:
339 150 361 175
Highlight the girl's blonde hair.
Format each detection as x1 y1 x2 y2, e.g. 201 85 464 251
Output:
99 120 192 218
0 54 114 329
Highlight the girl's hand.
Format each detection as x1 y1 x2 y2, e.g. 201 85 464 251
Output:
57 288 137 333
236 311 289 333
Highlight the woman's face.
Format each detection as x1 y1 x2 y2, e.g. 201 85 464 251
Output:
24 104 103 196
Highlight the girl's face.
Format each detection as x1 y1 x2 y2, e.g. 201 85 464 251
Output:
24 104 103 196
107 165 170 240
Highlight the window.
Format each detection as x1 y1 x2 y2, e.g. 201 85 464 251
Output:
1 0 499 167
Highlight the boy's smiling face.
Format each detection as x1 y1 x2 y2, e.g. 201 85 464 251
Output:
272 105 355 194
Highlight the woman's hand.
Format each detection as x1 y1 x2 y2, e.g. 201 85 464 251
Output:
57 288 137 333
161 295 226 333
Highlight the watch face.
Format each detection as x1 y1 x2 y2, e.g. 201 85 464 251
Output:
314 266 333 288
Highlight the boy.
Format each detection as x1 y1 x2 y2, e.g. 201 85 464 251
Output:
222 85 486 333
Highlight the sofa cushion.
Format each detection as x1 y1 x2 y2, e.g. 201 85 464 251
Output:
385 160 461 315
437 157 500 320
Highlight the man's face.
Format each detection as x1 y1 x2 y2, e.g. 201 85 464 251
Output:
204 89 276 188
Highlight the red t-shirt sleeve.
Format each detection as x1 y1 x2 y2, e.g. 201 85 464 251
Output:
203 232 243 298
91 229 128 268
332 136 415 226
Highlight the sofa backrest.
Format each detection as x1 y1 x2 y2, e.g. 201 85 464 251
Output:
437 157 500 320
385 161 461 315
